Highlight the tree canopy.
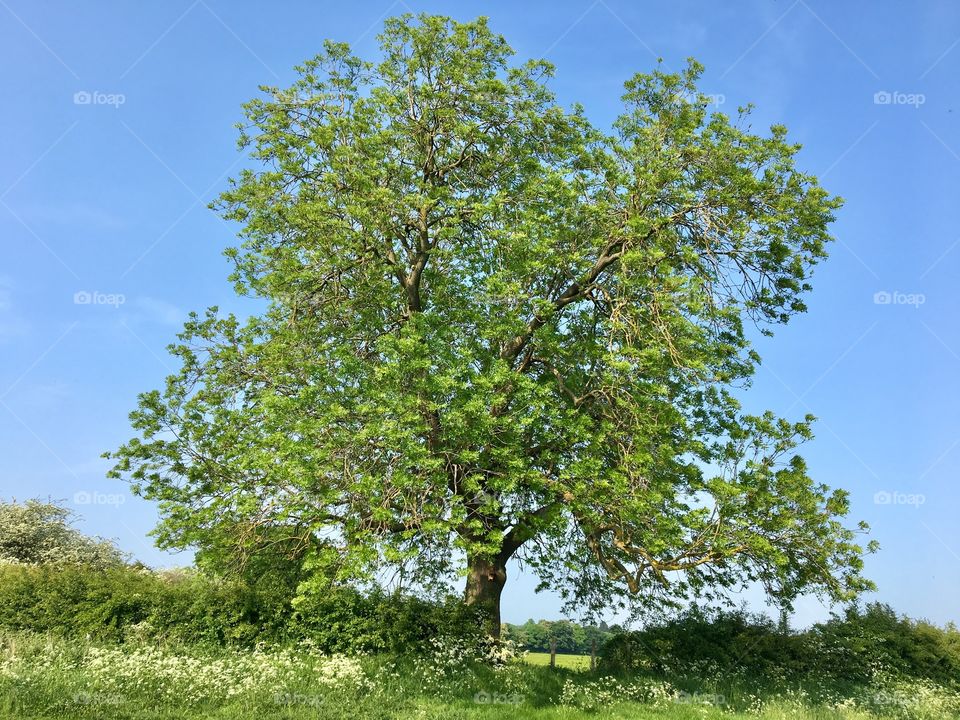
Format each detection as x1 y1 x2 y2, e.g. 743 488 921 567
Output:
107 14 874 634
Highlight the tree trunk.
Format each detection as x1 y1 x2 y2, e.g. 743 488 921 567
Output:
463 555 507 638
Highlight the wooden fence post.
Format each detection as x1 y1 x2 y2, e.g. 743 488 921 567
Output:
549 638 557 668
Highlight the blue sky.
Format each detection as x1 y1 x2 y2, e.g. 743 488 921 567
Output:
2 0 958 627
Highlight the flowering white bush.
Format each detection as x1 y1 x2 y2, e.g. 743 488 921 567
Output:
559 675 677 711
855 675 960 720
314 654 369 691
84 646 297 702
0 499 126 568
2 638 371 707
0 634 85 680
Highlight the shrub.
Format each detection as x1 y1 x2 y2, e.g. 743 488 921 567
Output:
600 607 804 676
599 603 960 690
0 563 288 646
807 604 960 685
0 564 150 640
290 585 485 654
0 562 486 653
0 499 125 568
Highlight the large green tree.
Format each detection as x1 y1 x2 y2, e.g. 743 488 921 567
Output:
108 14 874 635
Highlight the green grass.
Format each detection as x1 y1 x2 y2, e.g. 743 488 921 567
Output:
0 691 905 718
1 632 958 719
0 694 882 720
523 652 593 671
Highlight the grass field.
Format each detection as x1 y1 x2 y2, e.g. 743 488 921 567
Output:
3 632 960 719
0 697 890 720
523 652 593 671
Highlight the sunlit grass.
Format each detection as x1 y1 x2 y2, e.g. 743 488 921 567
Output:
523 652 593 671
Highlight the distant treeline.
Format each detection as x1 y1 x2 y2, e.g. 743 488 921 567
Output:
503 619 617 655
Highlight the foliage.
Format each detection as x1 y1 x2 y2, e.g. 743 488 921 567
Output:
289 584 487 654
559 675 677 711
0 499 125 569
599 604 960 690
0 561 484 654
601 606 804 676
2 546 956 694
0 563 285 646
107 13 872 631
0 634 376 718
806 604 960 686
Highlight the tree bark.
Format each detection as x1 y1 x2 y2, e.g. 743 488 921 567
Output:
463 555 507 638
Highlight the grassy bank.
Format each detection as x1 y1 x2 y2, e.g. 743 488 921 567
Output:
2 632 959 720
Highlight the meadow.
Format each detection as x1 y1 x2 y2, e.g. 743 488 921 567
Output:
3 629 960 720
524 652 593 671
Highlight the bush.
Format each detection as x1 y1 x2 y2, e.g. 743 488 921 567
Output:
599 604 960 689
600 607 804 676
0 499 125 568
0 563 289 646
0 564 150 640
807 604 960 685
0 562 486 653
290 585 485 654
